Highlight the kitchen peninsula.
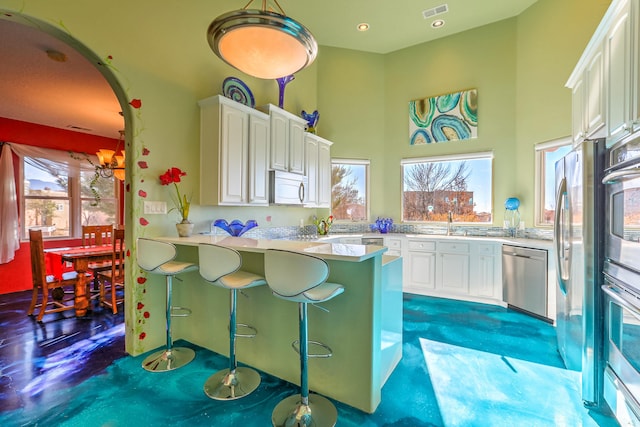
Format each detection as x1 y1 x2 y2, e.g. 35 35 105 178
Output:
152 235 403 413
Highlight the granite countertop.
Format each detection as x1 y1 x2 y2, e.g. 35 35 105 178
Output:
154 235 387 262
317 232 554 251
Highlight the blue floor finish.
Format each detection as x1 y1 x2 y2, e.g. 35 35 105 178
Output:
0 293 620 426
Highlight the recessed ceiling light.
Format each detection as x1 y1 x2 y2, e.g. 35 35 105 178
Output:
431 19 445 29
357 22 370 32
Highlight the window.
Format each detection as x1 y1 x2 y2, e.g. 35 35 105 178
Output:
535 138 572 227
22 157 118 239
401 152 493 223
331 159 369 221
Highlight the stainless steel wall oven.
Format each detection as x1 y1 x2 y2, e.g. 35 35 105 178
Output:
602 138 640 423
602 261 640 424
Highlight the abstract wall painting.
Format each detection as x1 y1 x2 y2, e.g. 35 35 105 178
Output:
409 88 478 145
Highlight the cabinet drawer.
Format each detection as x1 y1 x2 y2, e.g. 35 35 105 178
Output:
477 243 496 255
437 241 469 253
408 240 436 252
385 238 402 250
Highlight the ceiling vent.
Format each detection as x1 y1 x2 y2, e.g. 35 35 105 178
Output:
67 125 92 132
422 4 449 19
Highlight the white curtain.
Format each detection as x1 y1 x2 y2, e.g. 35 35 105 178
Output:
0 144 20 264
0 143 97 264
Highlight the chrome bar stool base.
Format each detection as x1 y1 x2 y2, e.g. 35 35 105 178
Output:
142 347 195 372
204 366 261 400
272 394 338 427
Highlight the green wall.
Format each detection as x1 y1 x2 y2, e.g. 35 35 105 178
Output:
318 0 610 226
0 0 611 355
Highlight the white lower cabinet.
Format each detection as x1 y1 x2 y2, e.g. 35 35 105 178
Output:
469 243 501 300
436 242 470 295
408 251 437 291
404 238 503 305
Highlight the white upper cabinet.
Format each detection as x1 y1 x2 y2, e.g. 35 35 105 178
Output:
585 46 606 138
199 95 269 206
567 0 640 148
632 0 640 134
304 133 333 208
606 0 633 145
570 44 606 146
259 104 307 174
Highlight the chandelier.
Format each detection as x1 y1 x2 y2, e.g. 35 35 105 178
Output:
95 130 125 181
207 0 318 79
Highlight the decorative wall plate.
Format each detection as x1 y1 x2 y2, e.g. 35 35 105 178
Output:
222 77 255 108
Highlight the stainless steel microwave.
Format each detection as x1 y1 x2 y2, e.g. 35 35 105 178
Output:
269 170 307 205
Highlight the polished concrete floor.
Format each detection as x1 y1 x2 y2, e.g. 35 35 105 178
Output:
0 290 620 426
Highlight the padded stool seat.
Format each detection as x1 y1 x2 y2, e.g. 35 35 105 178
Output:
198 243 266 400
137 238 198 372
264 249 344 427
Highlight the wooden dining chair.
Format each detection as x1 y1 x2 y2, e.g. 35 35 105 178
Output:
28 229 77 322
97 228 125 314
83 225 114 296
81 225 113 247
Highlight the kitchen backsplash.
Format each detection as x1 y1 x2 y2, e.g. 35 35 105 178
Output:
218 223 553 241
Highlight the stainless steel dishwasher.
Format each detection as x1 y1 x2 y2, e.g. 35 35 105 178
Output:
502 244 549 321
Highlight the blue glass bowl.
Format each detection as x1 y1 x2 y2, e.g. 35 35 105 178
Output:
370 217 393 234
214 219 258 237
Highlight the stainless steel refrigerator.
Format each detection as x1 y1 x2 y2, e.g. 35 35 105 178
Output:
554 138 606 407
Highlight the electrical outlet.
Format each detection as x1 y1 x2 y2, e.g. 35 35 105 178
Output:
143 201 167 214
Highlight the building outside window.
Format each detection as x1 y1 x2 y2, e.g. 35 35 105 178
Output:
331 159 369 221
401 152 493 223
22 157 117 239
534 138 572 227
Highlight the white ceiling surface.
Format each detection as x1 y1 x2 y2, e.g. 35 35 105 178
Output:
0 0 538 139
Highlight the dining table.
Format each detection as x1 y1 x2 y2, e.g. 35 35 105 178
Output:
44 245 117 317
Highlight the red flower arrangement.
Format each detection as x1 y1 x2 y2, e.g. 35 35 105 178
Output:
159 167 191 223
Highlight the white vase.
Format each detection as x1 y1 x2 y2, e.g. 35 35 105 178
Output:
176 222 194 237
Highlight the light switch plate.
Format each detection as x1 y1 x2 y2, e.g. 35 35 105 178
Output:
143 201 167 214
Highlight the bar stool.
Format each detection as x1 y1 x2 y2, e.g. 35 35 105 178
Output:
264 249 344 427
136 238 198 372
198 243 266 400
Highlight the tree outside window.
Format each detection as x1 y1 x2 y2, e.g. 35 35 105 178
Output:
402 153 493 223
22 158 117 239
331 159 369 221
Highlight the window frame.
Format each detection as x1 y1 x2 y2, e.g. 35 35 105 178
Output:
330 158 370 222
534 137 572 228
20 156 119 240
401 151 494 224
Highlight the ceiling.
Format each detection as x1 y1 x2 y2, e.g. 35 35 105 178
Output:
0 0 538 139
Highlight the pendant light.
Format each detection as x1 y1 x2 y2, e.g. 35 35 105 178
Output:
95 130 125 181
207 0 318 79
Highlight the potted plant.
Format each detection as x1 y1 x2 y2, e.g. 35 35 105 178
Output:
159 167 193 237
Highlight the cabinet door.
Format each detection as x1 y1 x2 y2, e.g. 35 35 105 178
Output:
469 243 500 299
606 0 632 144
571 75 586 145
633 0 640 134
289 119 306 174
474 255 496 298
219 103 248 204
585 46 605 137
304 135 319 206
270 109 289 171
408 251 436 290
248 114 270 205
437 253 469 294
317 141 332 208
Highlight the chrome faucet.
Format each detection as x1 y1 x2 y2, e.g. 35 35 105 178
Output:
447 211 453 236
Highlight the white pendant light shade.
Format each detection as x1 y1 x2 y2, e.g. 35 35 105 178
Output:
208 8 318 80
